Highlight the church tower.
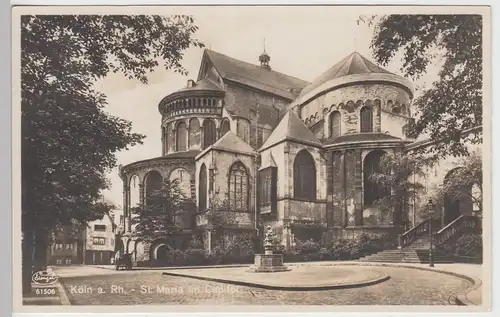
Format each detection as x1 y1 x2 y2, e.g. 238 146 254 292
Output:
259 40 271 70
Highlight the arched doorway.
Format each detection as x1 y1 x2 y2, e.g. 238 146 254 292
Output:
156 245 169 261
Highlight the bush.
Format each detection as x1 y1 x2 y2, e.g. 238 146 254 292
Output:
183 248 207 266
285 233 398 262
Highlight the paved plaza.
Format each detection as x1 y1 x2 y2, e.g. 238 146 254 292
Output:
40 262 483 306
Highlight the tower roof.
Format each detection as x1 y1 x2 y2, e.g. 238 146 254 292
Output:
300 52 395 96
259 110 322 151
177 78 223 93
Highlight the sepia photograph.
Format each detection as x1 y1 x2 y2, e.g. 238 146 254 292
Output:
12 4 491 313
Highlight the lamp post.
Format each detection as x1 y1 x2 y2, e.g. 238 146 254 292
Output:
428 199 435 267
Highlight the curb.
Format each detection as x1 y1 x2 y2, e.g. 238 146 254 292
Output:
162 270 390 291
300 262 481 306
161 262 480 304
56 278 72 305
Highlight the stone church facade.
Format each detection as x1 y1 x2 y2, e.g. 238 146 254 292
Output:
118 48 481 265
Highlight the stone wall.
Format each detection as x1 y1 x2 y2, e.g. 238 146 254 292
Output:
195 148 256 229
224 82 290 149
298 83 412 138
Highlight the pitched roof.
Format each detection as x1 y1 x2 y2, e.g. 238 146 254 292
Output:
201 50 309 100
300 52 394 96
197 131 255 160
323 132 403 146
259 110 322 151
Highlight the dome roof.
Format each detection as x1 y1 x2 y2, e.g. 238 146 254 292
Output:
299 52 406 97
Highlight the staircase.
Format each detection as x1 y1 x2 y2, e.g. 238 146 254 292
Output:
358 215 481 264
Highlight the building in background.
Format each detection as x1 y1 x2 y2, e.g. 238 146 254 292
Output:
83 208 124 265
47 224 85 265
47 205 124 266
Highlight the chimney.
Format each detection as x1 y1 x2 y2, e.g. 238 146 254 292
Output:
187 79 195 88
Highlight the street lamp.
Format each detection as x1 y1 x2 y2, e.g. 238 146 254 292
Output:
427 199 435 267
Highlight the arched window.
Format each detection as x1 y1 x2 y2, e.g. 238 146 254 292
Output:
293 150 317 200
188 118 200 149
203 119 216 149
144 171 163 212
199 164 207 211
220 119 231 136
360 106 373 132
329 111 341 138
162 127 166 155
228 162 249 211
176 121 187 151
166 123 173 154
363 150 388 205
129 175 140 213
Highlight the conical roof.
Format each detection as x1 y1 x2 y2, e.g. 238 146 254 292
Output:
177 78 223 93
259 110 321 151
300 52 395 96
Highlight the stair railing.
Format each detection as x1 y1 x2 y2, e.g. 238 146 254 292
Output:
434 215 481 246
398 219 430 249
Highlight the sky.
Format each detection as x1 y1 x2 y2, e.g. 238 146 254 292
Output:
94 6 440 208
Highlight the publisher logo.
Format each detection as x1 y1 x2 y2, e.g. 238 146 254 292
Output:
32 271 58 286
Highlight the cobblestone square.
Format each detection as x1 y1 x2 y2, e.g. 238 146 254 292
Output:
53 264 478 306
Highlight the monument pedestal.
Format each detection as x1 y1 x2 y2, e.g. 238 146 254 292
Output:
249 253 290 273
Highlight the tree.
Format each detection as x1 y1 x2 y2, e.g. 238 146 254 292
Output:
21 15 203 293
130 179 195 241
433 151 482 213
369 152 429 227
361 15 482 158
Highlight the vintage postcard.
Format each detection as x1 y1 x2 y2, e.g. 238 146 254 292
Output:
12 4 492 313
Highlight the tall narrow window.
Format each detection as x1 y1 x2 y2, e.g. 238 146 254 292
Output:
259 166 277 212
176 121 187 151
188 118 200 149
363 150 388 205
329 111 341 138
228 162 249 211
166 123 174 153
360 106 373 132
199 164 207 211
220 119 231 136
144 171 163 212
203 119 216 149
293 150 317 200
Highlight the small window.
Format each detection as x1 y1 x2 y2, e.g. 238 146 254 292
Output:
66 243 73 250
360 106 373 132
329 111 341 138
93 237 106 245
94 225 106 232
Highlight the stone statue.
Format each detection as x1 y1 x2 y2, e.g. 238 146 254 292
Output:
264 226 274 255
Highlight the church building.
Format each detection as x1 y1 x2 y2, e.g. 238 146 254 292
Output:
118 48 481 265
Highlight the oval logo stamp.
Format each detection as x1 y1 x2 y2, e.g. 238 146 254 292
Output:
32 270 59 286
